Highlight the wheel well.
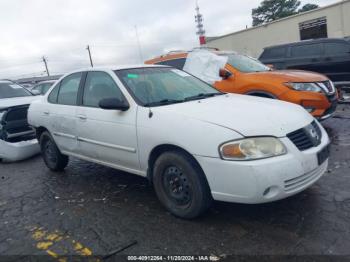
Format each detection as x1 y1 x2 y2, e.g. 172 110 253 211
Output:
35 126 49 141
247 91 276 99
147 144 204 184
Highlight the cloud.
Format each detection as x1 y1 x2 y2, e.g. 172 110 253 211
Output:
0 0 339 79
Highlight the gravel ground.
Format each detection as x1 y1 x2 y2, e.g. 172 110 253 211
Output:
0 105 349 261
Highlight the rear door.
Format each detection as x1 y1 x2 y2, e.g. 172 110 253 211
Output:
75 71 139 172
287 43 324 72
47 72 83 153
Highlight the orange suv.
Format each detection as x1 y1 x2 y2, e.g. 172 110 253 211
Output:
145 49 338 120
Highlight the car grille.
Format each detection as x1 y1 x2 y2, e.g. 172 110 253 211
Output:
287 121 322 151
284 161 327 193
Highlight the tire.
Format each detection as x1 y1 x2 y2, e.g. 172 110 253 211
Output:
153 151 212 219
39 131 69 172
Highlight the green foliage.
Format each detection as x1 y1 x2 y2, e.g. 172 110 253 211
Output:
299 3 319 13
252 0 319 26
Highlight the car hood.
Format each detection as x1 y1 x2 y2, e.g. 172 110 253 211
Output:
247 69 329 82
154 94 314 137
0 96 39 110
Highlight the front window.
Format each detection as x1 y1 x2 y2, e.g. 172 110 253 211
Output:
115 67 222 107
0 82 32 99
223 54 270 73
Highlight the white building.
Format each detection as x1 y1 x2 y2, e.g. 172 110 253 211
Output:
207 0 350 58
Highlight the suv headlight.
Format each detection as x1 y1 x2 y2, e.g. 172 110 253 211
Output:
219 137 287 161
285 82 322 92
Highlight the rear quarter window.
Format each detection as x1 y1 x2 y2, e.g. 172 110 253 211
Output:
48 84 60 103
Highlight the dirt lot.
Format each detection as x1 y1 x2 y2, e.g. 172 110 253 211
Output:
1 105 350 261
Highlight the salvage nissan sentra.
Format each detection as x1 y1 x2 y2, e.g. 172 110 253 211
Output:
28 65 330 218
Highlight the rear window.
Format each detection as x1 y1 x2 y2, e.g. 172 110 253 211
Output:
0 82 32 99
291 43 323 57
260 47 286 59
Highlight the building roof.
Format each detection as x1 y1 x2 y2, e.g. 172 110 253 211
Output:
207 0 350 42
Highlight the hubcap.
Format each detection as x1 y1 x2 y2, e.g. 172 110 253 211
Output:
162 166 192 206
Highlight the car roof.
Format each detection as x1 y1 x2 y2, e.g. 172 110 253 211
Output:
70 64 169 73
263 38 349 50
0 80 14 84
146 49 237 62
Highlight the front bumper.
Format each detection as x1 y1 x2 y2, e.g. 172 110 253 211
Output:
195 125 330 204
0 138 40 162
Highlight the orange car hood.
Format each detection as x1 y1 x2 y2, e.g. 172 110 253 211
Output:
245 70 329 82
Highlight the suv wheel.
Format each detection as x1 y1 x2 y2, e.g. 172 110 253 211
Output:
40 131 69 172
153 151 212 219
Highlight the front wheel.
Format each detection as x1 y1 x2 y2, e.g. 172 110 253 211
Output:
40 131 69 172
153 151 212 219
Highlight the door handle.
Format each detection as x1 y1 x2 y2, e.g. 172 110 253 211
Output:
77 114 87 120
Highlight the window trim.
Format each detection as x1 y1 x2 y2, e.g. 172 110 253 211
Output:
80 70 128 108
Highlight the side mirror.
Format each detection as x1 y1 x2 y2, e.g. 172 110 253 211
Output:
31 90 41 96
99 98 129 111
219 69 233 79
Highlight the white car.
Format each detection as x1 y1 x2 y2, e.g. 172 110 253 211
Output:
0 80 40 162
28 65 330 218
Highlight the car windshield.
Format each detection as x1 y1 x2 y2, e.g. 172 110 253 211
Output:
115 67 223 107
222 54 271 73
0 82 32 99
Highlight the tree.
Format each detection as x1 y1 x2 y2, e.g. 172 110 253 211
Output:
298 3 319 13
252 0 301 26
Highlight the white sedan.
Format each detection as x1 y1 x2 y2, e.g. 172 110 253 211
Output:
28 65 330 218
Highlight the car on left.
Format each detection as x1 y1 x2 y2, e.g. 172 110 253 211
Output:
0 80 40 162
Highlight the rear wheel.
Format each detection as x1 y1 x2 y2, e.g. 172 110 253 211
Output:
153 151 212 219
40 131 69 172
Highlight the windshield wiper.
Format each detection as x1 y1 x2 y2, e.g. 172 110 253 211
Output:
144 99 184 107
184 92 224 102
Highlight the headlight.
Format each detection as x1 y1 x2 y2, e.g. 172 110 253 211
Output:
285 82 322 92
219 137 287 161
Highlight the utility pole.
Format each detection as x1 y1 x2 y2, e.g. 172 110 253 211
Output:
42 56 50 76
86 45 94 67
